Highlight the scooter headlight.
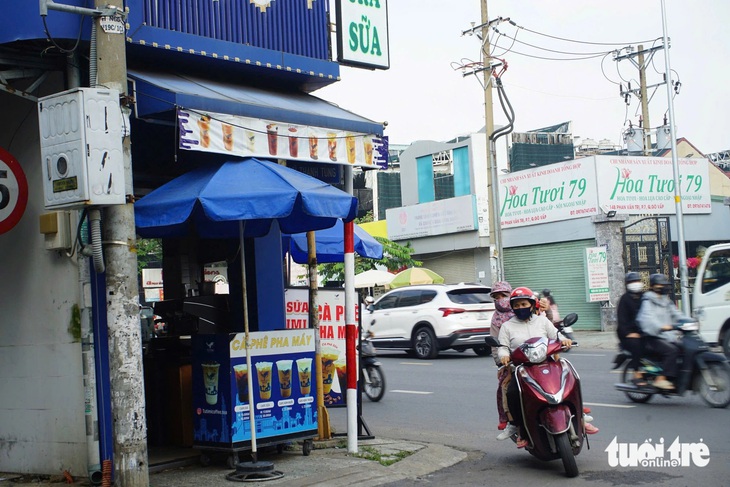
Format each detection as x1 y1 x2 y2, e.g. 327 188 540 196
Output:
524 341 548 364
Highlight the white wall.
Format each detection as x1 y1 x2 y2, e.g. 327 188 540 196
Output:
0 83 87 474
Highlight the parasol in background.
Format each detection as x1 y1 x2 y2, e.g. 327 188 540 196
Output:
388 267 445 289
354 269 395 289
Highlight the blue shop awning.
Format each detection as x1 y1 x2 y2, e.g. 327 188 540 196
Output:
128 69 383 135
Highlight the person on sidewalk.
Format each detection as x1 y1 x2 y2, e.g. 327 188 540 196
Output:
616 272 647 386
636 273 687 391
488 281 514 434
497 287 597 448
542 289 574 341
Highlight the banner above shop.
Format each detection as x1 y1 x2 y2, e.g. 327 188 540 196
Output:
178 108 383 168
594 156 711 215
498 158 598 229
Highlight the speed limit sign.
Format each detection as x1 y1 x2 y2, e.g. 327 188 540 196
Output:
0 147 28 234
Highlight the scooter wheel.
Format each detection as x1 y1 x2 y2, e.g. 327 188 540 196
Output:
621 363 653 404
555 432 579 478
363 365 386 402
696 362 730 408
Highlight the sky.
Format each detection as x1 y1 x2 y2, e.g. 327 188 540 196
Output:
318 1 730 156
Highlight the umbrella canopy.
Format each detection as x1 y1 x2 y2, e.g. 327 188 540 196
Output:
284 219 383 264
389 267 445 289
135 158 358 238
354 269 394 289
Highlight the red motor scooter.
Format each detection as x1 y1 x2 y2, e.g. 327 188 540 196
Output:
485 313 588 478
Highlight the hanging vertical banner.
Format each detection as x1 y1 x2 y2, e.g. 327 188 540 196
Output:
178 109 382 168
585 246 610 302
284 288 361 407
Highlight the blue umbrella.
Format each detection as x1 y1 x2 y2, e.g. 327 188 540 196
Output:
283 219 383 264
135 158 357 238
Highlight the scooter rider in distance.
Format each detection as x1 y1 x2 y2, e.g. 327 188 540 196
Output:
616 272 648 386
636 274 687 391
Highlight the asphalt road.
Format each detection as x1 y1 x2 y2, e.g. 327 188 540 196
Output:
329 347 730 486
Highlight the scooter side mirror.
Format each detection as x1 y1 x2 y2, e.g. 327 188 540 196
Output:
562 313 578 328
484 335 501 348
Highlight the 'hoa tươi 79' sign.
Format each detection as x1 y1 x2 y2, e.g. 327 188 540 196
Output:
594 156 711 214
498 158 598 229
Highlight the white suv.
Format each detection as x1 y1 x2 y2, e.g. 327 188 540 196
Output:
364 283 495 359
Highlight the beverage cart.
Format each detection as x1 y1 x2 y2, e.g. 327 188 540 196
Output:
191 329 318 467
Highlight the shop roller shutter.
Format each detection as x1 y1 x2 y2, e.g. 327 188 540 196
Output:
421 250 476 285
503 239 601 331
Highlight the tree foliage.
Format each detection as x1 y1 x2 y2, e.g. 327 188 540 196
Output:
136 238 162 274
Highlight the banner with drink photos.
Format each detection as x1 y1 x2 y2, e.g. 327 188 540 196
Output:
178 108 382 168
191 331 318 448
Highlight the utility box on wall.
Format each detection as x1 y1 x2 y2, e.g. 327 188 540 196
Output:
38 88 125 209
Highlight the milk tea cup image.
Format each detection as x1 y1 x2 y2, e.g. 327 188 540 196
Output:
276 360 294 398
255 361 273 400
201 362 220 405
296 357 313 395
233 364 248 403
320 346 339 394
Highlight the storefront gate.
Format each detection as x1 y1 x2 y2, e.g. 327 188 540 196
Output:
622 216 676 300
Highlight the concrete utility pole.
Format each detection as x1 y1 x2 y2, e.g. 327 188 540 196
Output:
93 2 149 484
480 0 503 282
615 44 664 155
638 45 651 155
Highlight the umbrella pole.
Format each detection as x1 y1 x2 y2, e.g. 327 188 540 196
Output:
308 231 331 440
240 222 258 462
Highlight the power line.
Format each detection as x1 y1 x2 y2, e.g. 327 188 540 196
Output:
492 27 615 57
511 22 656 47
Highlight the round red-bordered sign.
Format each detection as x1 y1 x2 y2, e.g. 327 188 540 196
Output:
0 146 29 234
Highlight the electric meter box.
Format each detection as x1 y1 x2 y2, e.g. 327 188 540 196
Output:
38 87 125 209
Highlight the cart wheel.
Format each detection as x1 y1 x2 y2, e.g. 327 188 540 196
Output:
277 443 285 454
226 452 239 469
200 454 211 467
302 439 313 456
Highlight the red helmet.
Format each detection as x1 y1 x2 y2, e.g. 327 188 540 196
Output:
510 287 536 308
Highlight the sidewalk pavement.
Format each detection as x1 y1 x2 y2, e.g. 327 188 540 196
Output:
0 331 619 487
572 330 619 350
1 437 467 487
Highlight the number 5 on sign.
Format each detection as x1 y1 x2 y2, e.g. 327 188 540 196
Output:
0 147 28 235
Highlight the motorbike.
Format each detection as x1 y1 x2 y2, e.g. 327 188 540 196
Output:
485 313 587 478
613 320 730 408
360 327 386 402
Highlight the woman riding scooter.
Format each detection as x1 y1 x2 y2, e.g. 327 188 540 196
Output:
496 287 597 447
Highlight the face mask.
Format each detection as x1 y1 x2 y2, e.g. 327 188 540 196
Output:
658 286 672 295
626 282 644 293
513 307 533 321
495 297 511 313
